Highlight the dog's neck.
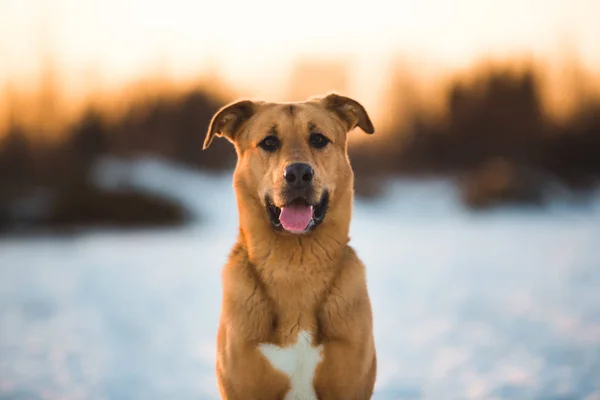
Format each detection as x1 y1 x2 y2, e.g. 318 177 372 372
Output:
236 194 352 268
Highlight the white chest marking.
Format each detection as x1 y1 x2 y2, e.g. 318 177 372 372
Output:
259 330 324 400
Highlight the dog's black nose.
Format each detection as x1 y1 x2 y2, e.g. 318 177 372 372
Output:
284 163 314 186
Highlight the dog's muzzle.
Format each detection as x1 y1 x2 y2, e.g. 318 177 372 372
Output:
264 162 329 234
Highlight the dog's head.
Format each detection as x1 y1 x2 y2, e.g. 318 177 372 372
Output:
203 93 374 235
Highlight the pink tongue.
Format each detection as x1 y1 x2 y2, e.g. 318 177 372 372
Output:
279 203 313 232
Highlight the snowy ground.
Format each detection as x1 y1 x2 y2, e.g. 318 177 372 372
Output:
1 157 599 400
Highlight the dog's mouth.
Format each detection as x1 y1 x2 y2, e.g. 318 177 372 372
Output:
266 191 329 234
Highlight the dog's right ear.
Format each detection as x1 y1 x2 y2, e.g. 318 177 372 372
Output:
203 100 256 150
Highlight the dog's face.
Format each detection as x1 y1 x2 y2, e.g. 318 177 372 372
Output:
204 93 374 235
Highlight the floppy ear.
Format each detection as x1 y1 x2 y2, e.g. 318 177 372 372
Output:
203 100 256 150
320 93 374 134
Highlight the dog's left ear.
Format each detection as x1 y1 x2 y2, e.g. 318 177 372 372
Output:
320 93 375 134
203 100 257 150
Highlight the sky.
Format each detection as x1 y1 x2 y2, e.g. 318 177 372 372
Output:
1 0 599 120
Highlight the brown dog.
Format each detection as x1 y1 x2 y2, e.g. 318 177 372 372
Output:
203 93 377 399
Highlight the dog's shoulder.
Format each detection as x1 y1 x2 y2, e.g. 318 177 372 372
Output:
221 242 276 341
226 241 247 262
222 242 261 295
340 244 367 274
315 245 372 339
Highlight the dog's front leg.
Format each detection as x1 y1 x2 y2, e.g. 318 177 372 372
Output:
217 253 291 400
313 256 377 400
216 333 292 400
313 339 377 400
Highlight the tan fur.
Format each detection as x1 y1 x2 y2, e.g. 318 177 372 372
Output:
204 93 377 399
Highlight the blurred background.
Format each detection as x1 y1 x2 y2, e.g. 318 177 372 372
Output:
1 0 599 399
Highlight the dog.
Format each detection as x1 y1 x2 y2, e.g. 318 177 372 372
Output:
203 93 377 399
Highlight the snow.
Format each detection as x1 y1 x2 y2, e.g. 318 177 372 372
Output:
1 157 599 400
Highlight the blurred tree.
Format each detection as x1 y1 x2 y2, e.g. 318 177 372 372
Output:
63 108 108 185
0 125 32 186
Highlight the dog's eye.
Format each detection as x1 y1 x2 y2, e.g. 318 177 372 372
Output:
258 135 280 152
309 133 330 149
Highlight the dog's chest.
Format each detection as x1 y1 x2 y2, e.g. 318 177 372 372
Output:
258 330 324 400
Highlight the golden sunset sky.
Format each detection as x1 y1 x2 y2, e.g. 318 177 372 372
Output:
1 0 599 125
